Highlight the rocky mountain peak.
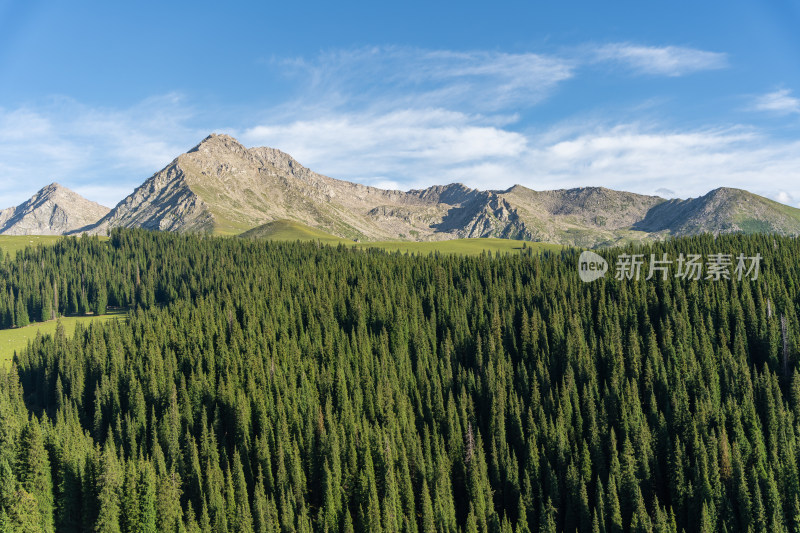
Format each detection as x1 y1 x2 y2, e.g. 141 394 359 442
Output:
37 182 65 194
0 183 110 236
187 133 249 157
704 187 749 200
30 182 80 203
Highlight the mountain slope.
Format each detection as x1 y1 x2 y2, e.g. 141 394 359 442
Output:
633 187 800 235
89 134 469 239
85 164 214 234
0 183 110 235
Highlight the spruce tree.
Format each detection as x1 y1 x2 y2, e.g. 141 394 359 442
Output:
16 420 54 532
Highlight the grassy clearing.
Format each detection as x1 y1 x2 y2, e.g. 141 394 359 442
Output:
0 235 110 257
0 309 127 369
0 235 63 255
354 238 565 256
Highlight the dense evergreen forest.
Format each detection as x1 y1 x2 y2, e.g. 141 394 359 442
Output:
1 229 800 532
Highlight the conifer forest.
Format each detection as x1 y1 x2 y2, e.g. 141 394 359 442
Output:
2 229 800 533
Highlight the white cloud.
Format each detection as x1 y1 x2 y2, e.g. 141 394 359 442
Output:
519 124 800 199
1 46 571 207
752 89 800 115
242 108 800 204
0 95 205 207
363 179 404 191
241 108 527 184
593 44 727 76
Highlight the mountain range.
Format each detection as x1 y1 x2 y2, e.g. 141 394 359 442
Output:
3 133 800 247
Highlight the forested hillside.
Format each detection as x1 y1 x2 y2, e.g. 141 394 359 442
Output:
1 230 800 532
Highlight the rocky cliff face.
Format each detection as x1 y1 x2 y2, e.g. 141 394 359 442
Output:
0 183 110 235
86 165 214 235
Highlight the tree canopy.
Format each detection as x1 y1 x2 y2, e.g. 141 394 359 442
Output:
0 229 799 532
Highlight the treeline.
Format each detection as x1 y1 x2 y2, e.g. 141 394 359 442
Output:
1 229 799 532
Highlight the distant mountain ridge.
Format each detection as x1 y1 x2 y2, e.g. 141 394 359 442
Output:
0 183 109 236
6 134 800 247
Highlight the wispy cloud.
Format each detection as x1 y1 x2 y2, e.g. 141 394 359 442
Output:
751 89 800 115
0 95 204 207
593 44 728 76
276 46 575 113
241 45 794 200
241 91 800 199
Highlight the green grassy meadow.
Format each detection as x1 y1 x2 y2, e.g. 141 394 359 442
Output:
0 235 64 256
0 310 127 369
0 235 111 258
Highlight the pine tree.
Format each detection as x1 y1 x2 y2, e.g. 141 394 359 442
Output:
15 293 29 328
253 467 270 533
121 460 141 533
138 461 157 533
94 279 108 316
319 461 338 532
95 442 122 533
2 229 800 533
607 475 623 533
232 449 254 533
538 498 557 533
16 419 54 532
156 468 183 532
420 480 436 533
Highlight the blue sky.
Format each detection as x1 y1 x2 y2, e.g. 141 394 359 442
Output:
1 0 799 208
